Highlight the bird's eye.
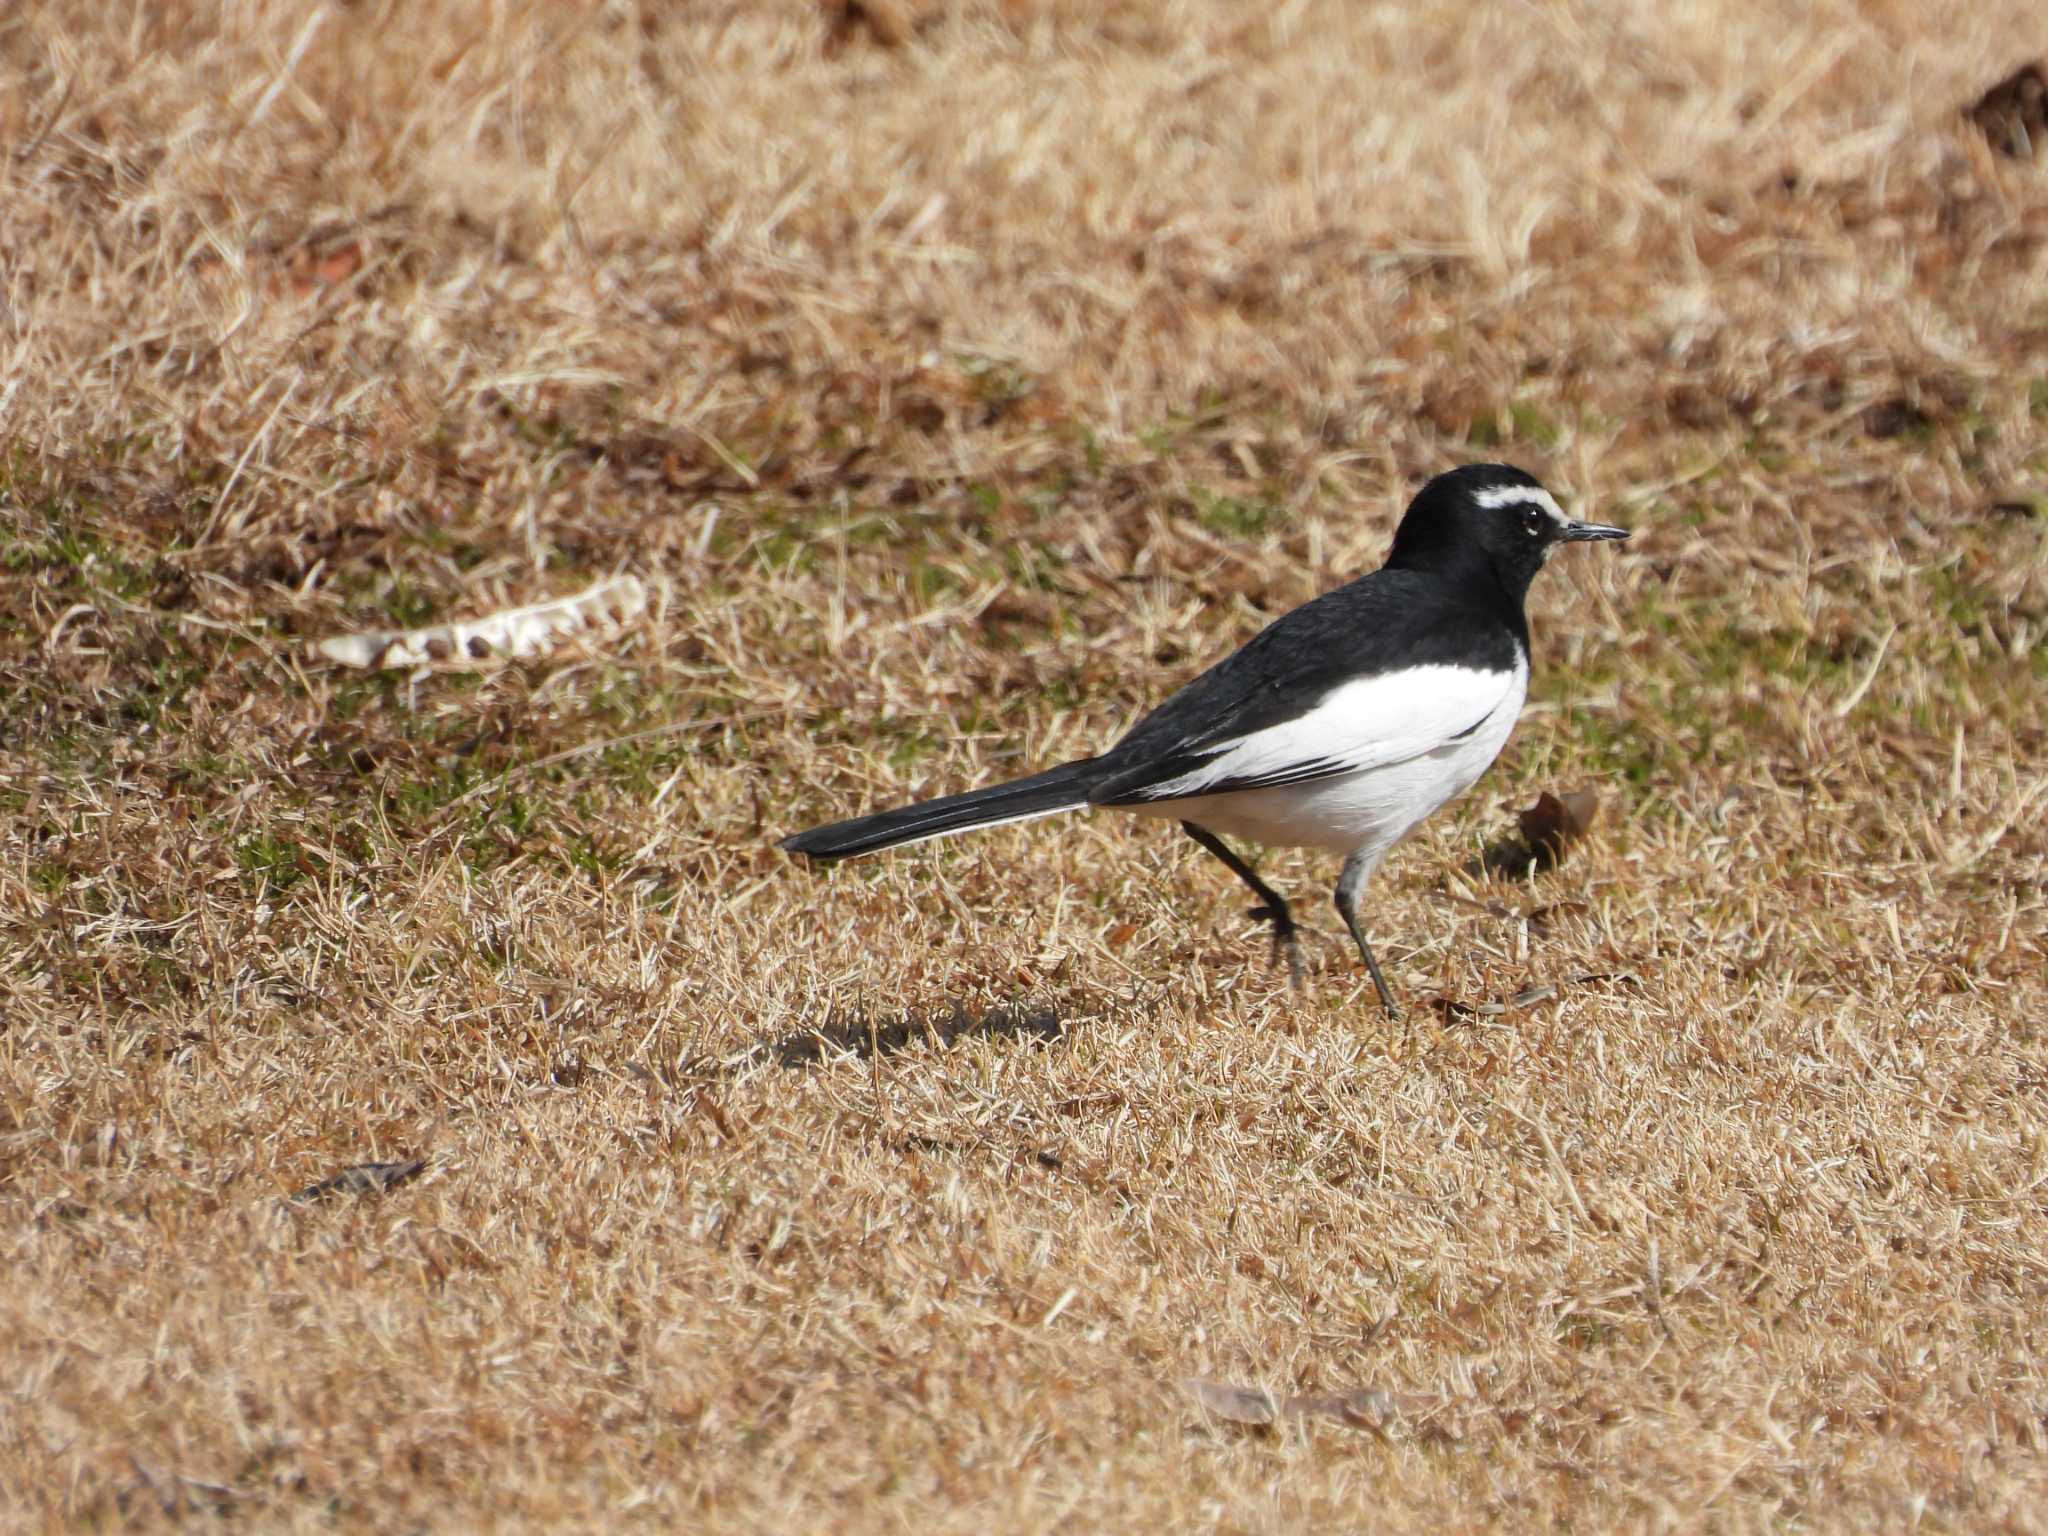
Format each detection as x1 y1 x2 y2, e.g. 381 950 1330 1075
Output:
1522 508 1544 536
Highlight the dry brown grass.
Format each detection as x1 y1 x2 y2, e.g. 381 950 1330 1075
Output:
4 1 2047 1528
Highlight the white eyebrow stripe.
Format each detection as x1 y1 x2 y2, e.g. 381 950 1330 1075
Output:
1473 485 1568 524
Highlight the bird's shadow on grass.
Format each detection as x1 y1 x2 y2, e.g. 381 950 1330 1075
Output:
766 999 1068 1069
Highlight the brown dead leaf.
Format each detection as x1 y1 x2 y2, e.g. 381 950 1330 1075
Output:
1473 788 1601 879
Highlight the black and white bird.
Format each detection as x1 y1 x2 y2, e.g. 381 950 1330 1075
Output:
779 464 1628 1014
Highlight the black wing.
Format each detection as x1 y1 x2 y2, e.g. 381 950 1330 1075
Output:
1088 569 1522 806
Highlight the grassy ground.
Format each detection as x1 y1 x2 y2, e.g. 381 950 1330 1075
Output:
3 1 2046 1528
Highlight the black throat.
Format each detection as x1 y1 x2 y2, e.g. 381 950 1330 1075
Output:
1383 523 1540 654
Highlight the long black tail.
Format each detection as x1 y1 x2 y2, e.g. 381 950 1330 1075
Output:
779 759 1100 863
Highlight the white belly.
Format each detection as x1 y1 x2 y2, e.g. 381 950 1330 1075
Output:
1127 666 1525 869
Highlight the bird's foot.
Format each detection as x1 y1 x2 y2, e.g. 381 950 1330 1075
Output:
1361 959 1400 1019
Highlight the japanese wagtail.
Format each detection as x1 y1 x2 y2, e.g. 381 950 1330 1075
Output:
779 464 1629 1014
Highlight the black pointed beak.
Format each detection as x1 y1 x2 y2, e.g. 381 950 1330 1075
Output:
1559 519 1630 543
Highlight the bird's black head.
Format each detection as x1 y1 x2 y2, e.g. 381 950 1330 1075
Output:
1384 463 1628 604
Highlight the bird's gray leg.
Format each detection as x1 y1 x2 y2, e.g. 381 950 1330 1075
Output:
1334 852 1400 1018
1180 821 1304 989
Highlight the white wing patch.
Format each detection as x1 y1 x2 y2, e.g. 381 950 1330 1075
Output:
1138 660 1525 801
